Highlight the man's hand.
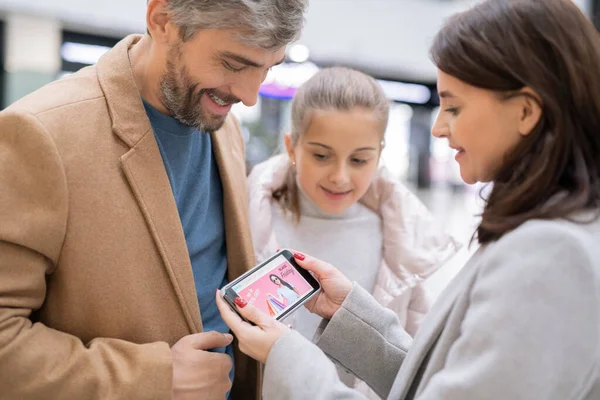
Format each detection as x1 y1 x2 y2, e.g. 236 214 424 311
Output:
171 331 234 400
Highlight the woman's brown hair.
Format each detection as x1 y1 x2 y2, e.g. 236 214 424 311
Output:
430 0 600 244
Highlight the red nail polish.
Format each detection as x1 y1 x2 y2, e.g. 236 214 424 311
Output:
294 252 305 261
234 297 247 308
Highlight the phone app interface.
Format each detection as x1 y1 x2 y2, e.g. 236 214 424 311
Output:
231 255 313 317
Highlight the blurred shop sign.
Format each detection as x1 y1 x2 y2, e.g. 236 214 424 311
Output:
61 42 111 65
259 61 432 105
259 62 319 100
378 79 431 105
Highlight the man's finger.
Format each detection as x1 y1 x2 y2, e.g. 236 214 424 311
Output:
187 330 234 350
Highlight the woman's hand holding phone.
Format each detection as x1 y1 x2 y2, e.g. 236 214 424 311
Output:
216 251 353 364
216 289 290 364
291 252 353 319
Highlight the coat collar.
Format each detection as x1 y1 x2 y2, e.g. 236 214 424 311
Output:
96 34 151 148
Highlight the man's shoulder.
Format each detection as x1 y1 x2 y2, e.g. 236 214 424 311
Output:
7 66 105 117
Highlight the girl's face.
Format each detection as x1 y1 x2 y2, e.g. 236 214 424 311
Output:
286 108 383 215
271 276 281 286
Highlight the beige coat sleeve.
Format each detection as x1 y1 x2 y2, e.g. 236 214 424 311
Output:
0 110 172 399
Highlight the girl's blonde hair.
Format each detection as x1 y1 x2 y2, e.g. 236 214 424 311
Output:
272 67 390 220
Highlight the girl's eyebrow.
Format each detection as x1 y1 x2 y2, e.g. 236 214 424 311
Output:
354 147 378 152
307 142 331 150
307 142 377 152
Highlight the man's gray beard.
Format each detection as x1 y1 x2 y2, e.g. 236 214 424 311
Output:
158 47 227 133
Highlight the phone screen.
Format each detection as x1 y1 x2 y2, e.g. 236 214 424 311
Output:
223 251 319 320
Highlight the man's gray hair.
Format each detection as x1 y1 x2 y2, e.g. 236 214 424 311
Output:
164 0 308 50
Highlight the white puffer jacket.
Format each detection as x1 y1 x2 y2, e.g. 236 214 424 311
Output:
248 155 461 396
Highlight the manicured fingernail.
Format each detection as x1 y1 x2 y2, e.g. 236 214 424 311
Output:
224 333 233 341
234 297 247 308
294 252 305 261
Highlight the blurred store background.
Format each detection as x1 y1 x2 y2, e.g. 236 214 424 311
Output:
0 0 594 297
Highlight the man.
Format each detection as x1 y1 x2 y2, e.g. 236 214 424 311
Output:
0 0 306 398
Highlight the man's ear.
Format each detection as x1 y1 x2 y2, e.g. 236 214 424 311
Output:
146 0 174 43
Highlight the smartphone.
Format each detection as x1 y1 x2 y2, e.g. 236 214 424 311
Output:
221 250 320 321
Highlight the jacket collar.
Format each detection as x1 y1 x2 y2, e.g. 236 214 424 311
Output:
96 34 151 148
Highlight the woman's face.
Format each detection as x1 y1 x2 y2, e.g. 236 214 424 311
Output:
431 70 540 184
271 276 281 286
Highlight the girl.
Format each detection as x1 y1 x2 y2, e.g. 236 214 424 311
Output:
247 67 460 393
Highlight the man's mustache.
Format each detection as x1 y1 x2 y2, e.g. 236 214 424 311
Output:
202 88 241 105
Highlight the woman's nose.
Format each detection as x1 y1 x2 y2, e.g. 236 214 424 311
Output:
431 113 449 139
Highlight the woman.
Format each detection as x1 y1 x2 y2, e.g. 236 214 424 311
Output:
217 0 600 398
269 274 301 306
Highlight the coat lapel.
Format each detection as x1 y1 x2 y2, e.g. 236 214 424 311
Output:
211 117 261 399
394 247 486 400
96 35 201 334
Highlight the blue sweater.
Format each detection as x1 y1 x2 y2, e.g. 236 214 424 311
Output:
143 100 234 380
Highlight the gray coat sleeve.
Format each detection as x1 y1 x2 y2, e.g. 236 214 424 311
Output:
263 284 412 400
417 221 599 400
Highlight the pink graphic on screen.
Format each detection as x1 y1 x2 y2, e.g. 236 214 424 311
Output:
233 256 313 317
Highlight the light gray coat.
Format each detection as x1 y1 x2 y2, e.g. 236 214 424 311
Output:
262 216 600 399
